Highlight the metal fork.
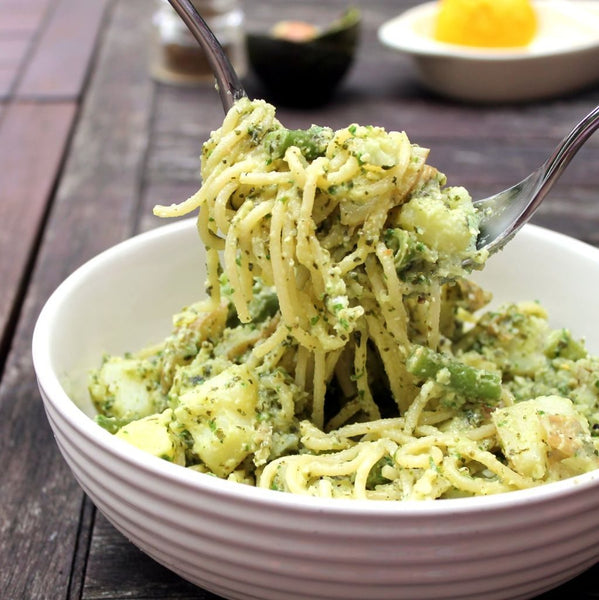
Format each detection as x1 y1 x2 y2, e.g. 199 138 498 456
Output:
472 104 599 258
166 0 246 111
166 0 599 260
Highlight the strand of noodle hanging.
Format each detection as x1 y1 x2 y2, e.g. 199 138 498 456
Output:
205 247 222 305
257 329 288 370
283 196 343 353
312 349 326 428
392 137 429 198
239 198 275 285
284 146 308 189
250 231 273 283
251 319 289 360
235 198 275 245
374 241 411 342
365 314 415 414
403 380 439 435
332 345 355 397
295 159 327 301
352 322 380 421
212 170 245 233
294 345 310 391
426 282 442 350
225 201 259 322
324 348 343 382
366 251 410 348
154 186 204 218
198 204 225 250
269 196 299 329
336 197 396 283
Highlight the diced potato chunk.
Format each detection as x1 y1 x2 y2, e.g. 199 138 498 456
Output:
493 395 599 480
90 356 163 421
398 188 475 255
116 409 185 464
174 364 259 477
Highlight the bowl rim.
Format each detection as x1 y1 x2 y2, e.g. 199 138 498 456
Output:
32 219 599 516
378 0 599 62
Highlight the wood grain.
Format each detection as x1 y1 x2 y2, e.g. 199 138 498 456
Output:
15 0 109 100
0 100 76 357
1 0 598 598
0 0 51 98
0 1 154 598
83 514 219 600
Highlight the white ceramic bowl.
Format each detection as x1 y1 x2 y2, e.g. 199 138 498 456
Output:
33 219 599 600
378 0 599 103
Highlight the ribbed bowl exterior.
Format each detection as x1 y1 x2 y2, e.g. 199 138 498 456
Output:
40 385 599 600
33 220 599 600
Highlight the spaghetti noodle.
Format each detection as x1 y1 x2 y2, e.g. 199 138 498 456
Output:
90 98 599 500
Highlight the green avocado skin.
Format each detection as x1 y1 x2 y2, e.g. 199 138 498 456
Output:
246 15 360 107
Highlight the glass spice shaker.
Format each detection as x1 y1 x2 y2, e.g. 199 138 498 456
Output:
150 0 246 86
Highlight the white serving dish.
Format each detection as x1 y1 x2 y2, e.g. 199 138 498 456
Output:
378 0 599 103
33 218 599 600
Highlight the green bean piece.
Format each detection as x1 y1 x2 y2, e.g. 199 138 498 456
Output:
264 126 332 161
406 345 502 401
95 414 131 434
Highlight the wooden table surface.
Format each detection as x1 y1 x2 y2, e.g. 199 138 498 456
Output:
1 1 598 598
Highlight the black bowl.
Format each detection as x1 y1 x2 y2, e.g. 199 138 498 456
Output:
246 8 360 108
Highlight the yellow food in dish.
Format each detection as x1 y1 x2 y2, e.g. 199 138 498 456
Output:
434 0 538 48
90 98 599 500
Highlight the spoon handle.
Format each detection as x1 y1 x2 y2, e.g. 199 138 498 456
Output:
166 0 247 112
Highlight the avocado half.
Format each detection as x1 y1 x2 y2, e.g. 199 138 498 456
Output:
246 8 361 108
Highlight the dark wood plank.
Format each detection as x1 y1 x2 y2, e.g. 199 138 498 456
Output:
0 38 31 65
15 0 110 100
0 0 50 36
0 100 76 356
0 0 155 598
0 0 50 98
22 0 155 270
83 514 219 600
138 83 225 232
67 496 98 600
0 66 17 98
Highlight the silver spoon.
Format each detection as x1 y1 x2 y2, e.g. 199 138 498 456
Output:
166 0 598 260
